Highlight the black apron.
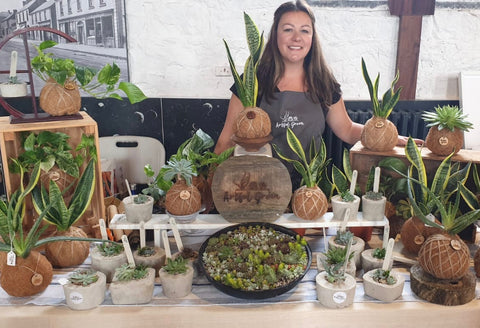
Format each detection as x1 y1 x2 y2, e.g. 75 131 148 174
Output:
260 91 327 190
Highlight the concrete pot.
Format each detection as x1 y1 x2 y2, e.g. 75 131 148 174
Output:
361 249 393 273
363 269 404 302
159 266 194 298
361 195 386 221
331 195 360 221
63 271 106 311
123 195 154 223
316 271 356 309
0 82 27 97
133 247 166 277
90 247 127 283
172 251 199 278
317 253 356 277
329 236 365 269
110 268 155 305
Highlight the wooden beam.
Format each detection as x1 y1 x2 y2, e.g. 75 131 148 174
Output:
388 0 435 16
395 15 423 100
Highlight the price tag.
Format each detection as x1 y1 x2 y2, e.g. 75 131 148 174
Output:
7 251 16 266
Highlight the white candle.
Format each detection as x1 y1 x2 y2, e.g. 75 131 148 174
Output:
9 51 18 78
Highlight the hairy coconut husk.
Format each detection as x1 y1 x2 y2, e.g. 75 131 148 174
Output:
474 248 480 278
0 250 53 297
400 216 444 254
45 226 90 268
292 185 328 220
234 107 271 139
425 126 464 156
360 117 398 152
418 234 470 280
39 78 81 116
165 180 202 216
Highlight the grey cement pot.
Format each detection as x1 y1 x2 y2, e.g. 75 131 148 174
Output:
172 250 200 278
90 248 127 283
159 266 194 298
110 267 156 304
331 195 360 221
316 271 356 309
363 269 404 302
317 253 356 277
123 195 154 223
361 195 386 221
133 247 166 277
361 249 393 273
0 82 27 97
63 271 106 310
328 236 365 269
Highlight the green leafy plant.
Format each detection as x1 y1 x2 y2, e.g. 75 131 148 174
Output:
7 76 22 84
114 264 149 281
224 12 264 107
31 40 146 104
324 246 354 266
372 247 386 259
371 269 396 285
133 194 150 204
163 256 188 275
31 159 96 231
322 261 346 284
68 269 99 286
361 58 401 119
334 230 355 246
137 246 156 257
97 241 123 257
422 105 473 132
273 127 330 188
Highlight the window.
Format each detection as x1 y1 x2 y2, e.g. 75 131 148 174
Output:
67 0 72 14
99 0 106 7
59 1 64 16
77 0 81 11
89 0 94 9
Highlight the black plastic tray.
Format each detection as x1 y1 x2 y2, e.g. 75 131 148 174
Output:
198 222 312 299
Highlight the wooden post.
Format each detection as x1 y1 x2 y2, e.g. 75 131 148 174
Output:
388 0 436 100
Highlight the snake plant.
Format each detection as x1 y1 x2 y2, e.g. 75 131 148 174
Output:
224 12 264 108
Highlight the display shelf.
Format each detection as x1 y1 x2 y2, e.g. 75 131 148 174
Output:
109 212 389 248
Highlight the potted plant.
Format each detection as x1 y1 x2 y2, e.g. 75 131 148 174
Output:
360 58 402 152
90 241 127 282
361 167 387 221
62 269 106 310
361 247 393 273
133 245 166 277
0 51 27 97
273 128 329 221
224 13 271 151
363 268 404 302
0 162 101 297
317 245 356 277
123 194 154 223
316 239 356 309
31 40 147 116
396 138 470 254
158 256 194 298
330 165 360 221
164 158 202 220
31 159 96 268
109 263 155 305
328 229 365 269
422 105 473 156
173 246 200 278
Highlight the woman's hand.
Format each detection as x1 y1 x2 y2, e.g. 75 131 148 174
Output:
396 135 424 147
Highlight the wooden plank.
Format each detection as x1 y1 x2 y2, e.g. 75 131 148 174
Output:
388 0 436 16
395 15 423 100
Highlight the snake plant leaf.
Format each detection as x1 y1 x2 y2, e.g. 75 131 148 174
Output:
332 165 349 194
458 182 480 210
286 128 307 166
224 40 246 106
243 56 256 107
361 58 379 114
244 12 261 58
67 159 95 227
405 137 427 201
449 209 480 235
378 157 408 176
429 153 453 198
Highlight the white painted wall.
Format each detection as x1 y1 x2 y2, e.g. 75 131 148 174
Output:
124 0 480 100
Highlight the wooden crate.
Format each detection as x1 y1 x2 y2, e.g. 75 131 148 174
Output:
0 112 105 237
349 141 480 191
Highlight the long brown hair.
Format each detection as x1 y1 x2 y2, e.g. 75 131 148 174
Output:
257 0 340 107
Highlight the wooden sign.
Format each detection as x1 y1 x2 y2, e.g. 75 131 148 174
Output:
211 155 292 223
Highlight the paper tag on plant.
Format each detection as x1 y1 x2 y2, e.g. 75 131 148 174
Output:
58 278 69 285
7 251 16 266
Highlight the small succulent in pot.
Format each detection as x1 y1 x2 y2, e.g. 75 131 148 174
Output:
273 128 329 220
360 58 401 152
68 269 100 286
159 256 194 298
422 105 473 156
63 269 106 310
110 264 155 305
371 268 397 285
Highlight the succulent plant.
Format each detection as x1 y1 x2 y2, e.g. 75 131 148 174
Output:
371 269 396 285
365 191 383 201
114 264 149 281
133 194 150 204
322 261 346 284
340 190 356 202
334 230 356 246
68 269 99 286
372 247 386 260
324 246 354 265
137 246 156 257
422 105 473 132
97 241 123 257
163 256 188 275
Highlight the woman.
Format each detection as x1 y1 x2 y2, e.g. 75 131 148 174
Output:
214 0 409 186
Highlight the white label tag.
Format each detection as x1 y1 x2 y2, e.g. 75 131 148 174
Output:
7 251 16 266
333 291 347 304
69 292 84 305
58 278 69 286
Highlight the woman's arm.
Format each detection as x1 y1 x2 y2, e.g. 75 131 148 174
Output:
214 94 244 154
325 97 363 145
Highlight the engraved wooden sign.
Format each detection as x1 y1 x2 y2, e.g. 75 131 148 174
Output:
211 155 292 223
